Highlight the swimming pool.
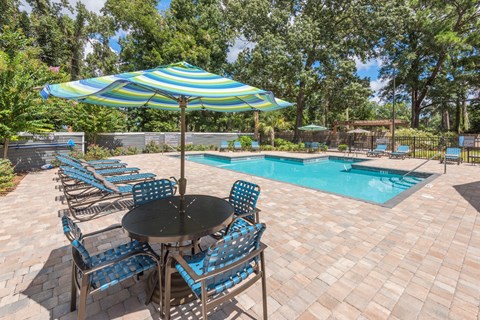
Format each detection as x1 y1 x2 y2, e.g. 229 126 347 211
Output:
186 154 431 205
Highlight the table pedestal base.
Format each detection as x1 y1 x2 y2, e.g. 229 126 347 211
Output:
147 270 196 306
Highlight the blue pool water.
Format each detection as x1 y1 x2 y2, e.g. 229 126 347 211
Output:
186 155 425 204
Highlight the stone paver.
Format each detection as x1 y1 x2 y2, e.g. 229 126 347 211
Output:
0 151 478 319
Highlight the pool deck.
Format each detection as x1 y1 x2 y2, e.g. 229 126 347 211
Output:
0 151 479 319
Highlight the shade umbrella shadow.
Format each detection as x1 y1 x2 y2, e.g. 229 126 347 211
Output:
453 181 480 212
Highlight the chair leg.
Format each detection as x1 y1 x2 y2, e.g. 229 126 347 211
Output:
78 276 89 320
260 252 268 320
157 261 163 318
201 281 208 320
70 262 77 312
164 261 172 320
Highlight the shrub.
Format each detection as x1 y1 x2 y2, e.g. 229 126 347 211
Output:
84 145 111 160
338 144 348 152
261 145 276 151
143 141 163 153
0 159 15 193
274 138 291 147
320 144 328 152
238 135 253 149
126 146 140 155
111 147 128 156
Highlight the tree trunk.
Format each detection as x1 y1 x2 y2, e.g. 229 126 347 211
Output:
294 80 306 143
455 95 461 133
254 111 259 141
444 110 450 131
2 138 9 159
411 90 420 128
463 97 469 131
270 130 274 146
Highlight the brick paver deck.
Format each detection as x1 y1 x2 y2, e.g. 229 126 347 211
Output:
0 151 478 319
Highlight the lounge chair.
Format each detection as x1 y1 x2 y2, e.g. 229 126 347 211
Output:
441 147 462 165
164 223 267 320
219 141 229 152
56 156 140 176
389 145 410 159
251 141 260 152
234 141 242 151
367 144 387 157
61 215 160 320
60 153 121 165
56 155 127 169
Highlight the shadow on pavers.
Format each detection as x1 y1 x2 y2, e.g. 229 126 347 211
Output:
453 181 480 212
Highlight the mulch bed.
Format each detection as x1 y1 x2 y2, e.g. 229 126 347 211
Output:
0 173 28 196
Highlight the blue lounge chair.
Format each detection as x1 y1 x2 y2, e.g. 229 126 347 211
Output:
367 144 387 157
251 141 260 152
56 155 127 169
164 223 267 320
389 145 410 159
219 141 229 152
234 141 242 151
56 156 140 175
60 153 121 165
61 216 160 320
441 147 462 165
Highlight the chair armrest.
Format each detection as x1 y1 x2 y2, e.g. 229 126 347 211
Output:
83 224 123 238
235 208 261 219
84 249 160 275
171 243 267 282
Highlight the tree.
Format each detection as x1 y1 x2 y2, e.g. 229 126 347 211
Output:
258 111 290 146
379 0 480 128
0 28 66 158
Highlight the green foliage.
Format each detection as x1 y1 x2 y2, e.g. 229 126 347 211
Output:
84 145 111 160
111 146 140 156
338 144 348 152
260 145 275 151
184 144 217 151
143 141 163 153
0 159 15 192
237 136 253 149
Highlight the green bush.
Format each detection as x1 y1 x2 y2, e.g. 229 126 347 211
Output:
112 146 141 156
274 138 291 147
0 159 15 193
238 135 253 149
261 145 276 151
126 146 140 155
320 144 328 152
184 144 216 151
338 144 348 152
143 141 163 153
84 145 111 160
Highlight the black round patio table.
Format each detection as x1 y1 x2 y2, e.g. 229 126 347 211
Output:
122 194 234 306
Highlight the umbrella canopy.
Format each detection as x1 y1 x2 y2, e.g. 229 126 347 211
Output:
347 128 370 134
298 124 328 131
41 61 292 208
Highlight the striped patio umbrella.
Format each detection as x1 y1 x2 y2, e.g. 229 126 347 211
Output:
41 61 292 205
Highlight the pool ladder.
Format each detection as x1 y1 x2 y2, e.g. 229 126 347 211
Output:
401 152 442 180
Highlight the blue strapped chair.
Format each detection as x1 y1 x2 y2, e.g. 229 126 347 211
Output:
229 180 261 223
311 142 320 152
234 141 242 151
57 154 127 169
441 147 462 165
56 156 140 176
164 223 268 320
61 215 161 320
367 144 387 157
59 153 121 165
219 141 229 152
304 141 312 151
389 145 410 159
251 141 260 152
132 179 176 207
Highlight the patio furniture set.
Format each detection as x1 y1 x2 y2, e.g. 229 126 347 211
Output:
56 154 268 320
366 145 463 164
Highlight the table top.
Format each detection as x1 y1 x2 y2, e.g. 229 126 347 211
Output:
122 194 234 243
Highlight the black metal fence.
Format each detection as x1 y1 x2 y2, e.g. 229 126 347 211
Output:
275 132 480 163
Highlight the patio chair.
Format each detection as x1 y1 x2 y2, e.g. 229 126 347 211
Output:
229 180 261 223
60 171 134 220
56 156 140 176
389 145 410 160
234 141 242 151
56 155 127 170
251 141 260 152
59 167 156 192
441 147 462 165
367 144 387 157
164 223 267 320
60 153 121 165
311 142 320 153
132 179 176 207
304 141 312 152
219 141 229 152
61 216 161 320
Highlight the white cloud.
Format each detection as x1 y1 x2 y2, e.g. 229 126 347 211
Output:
68 0 106 14
19 0 32 13
354 57 382 72
369 78 388 103
227 37 255 63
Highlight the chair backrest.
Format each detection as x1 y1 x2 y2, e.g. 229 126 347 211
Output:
234 141 241 148
311 142 319 148
132 179 175 207
229 180 260 219
304 142 312 148
376 144 387 151
397 145 409 152
202 223 266 288
220 141 228 147
61 215 92 267
62 170 113 192
56 156 85 171
446 147 461 155
251 141 259 148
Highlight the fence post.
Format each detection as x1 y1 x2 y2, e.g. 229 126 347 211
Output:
413 136 416 158
370 135 374 150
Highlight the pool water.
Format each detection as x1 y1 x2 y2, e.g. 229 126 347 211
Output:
186 155 425 204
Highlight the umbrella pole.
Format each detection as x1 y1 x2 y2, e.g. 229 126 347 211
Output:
179 97 187 211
